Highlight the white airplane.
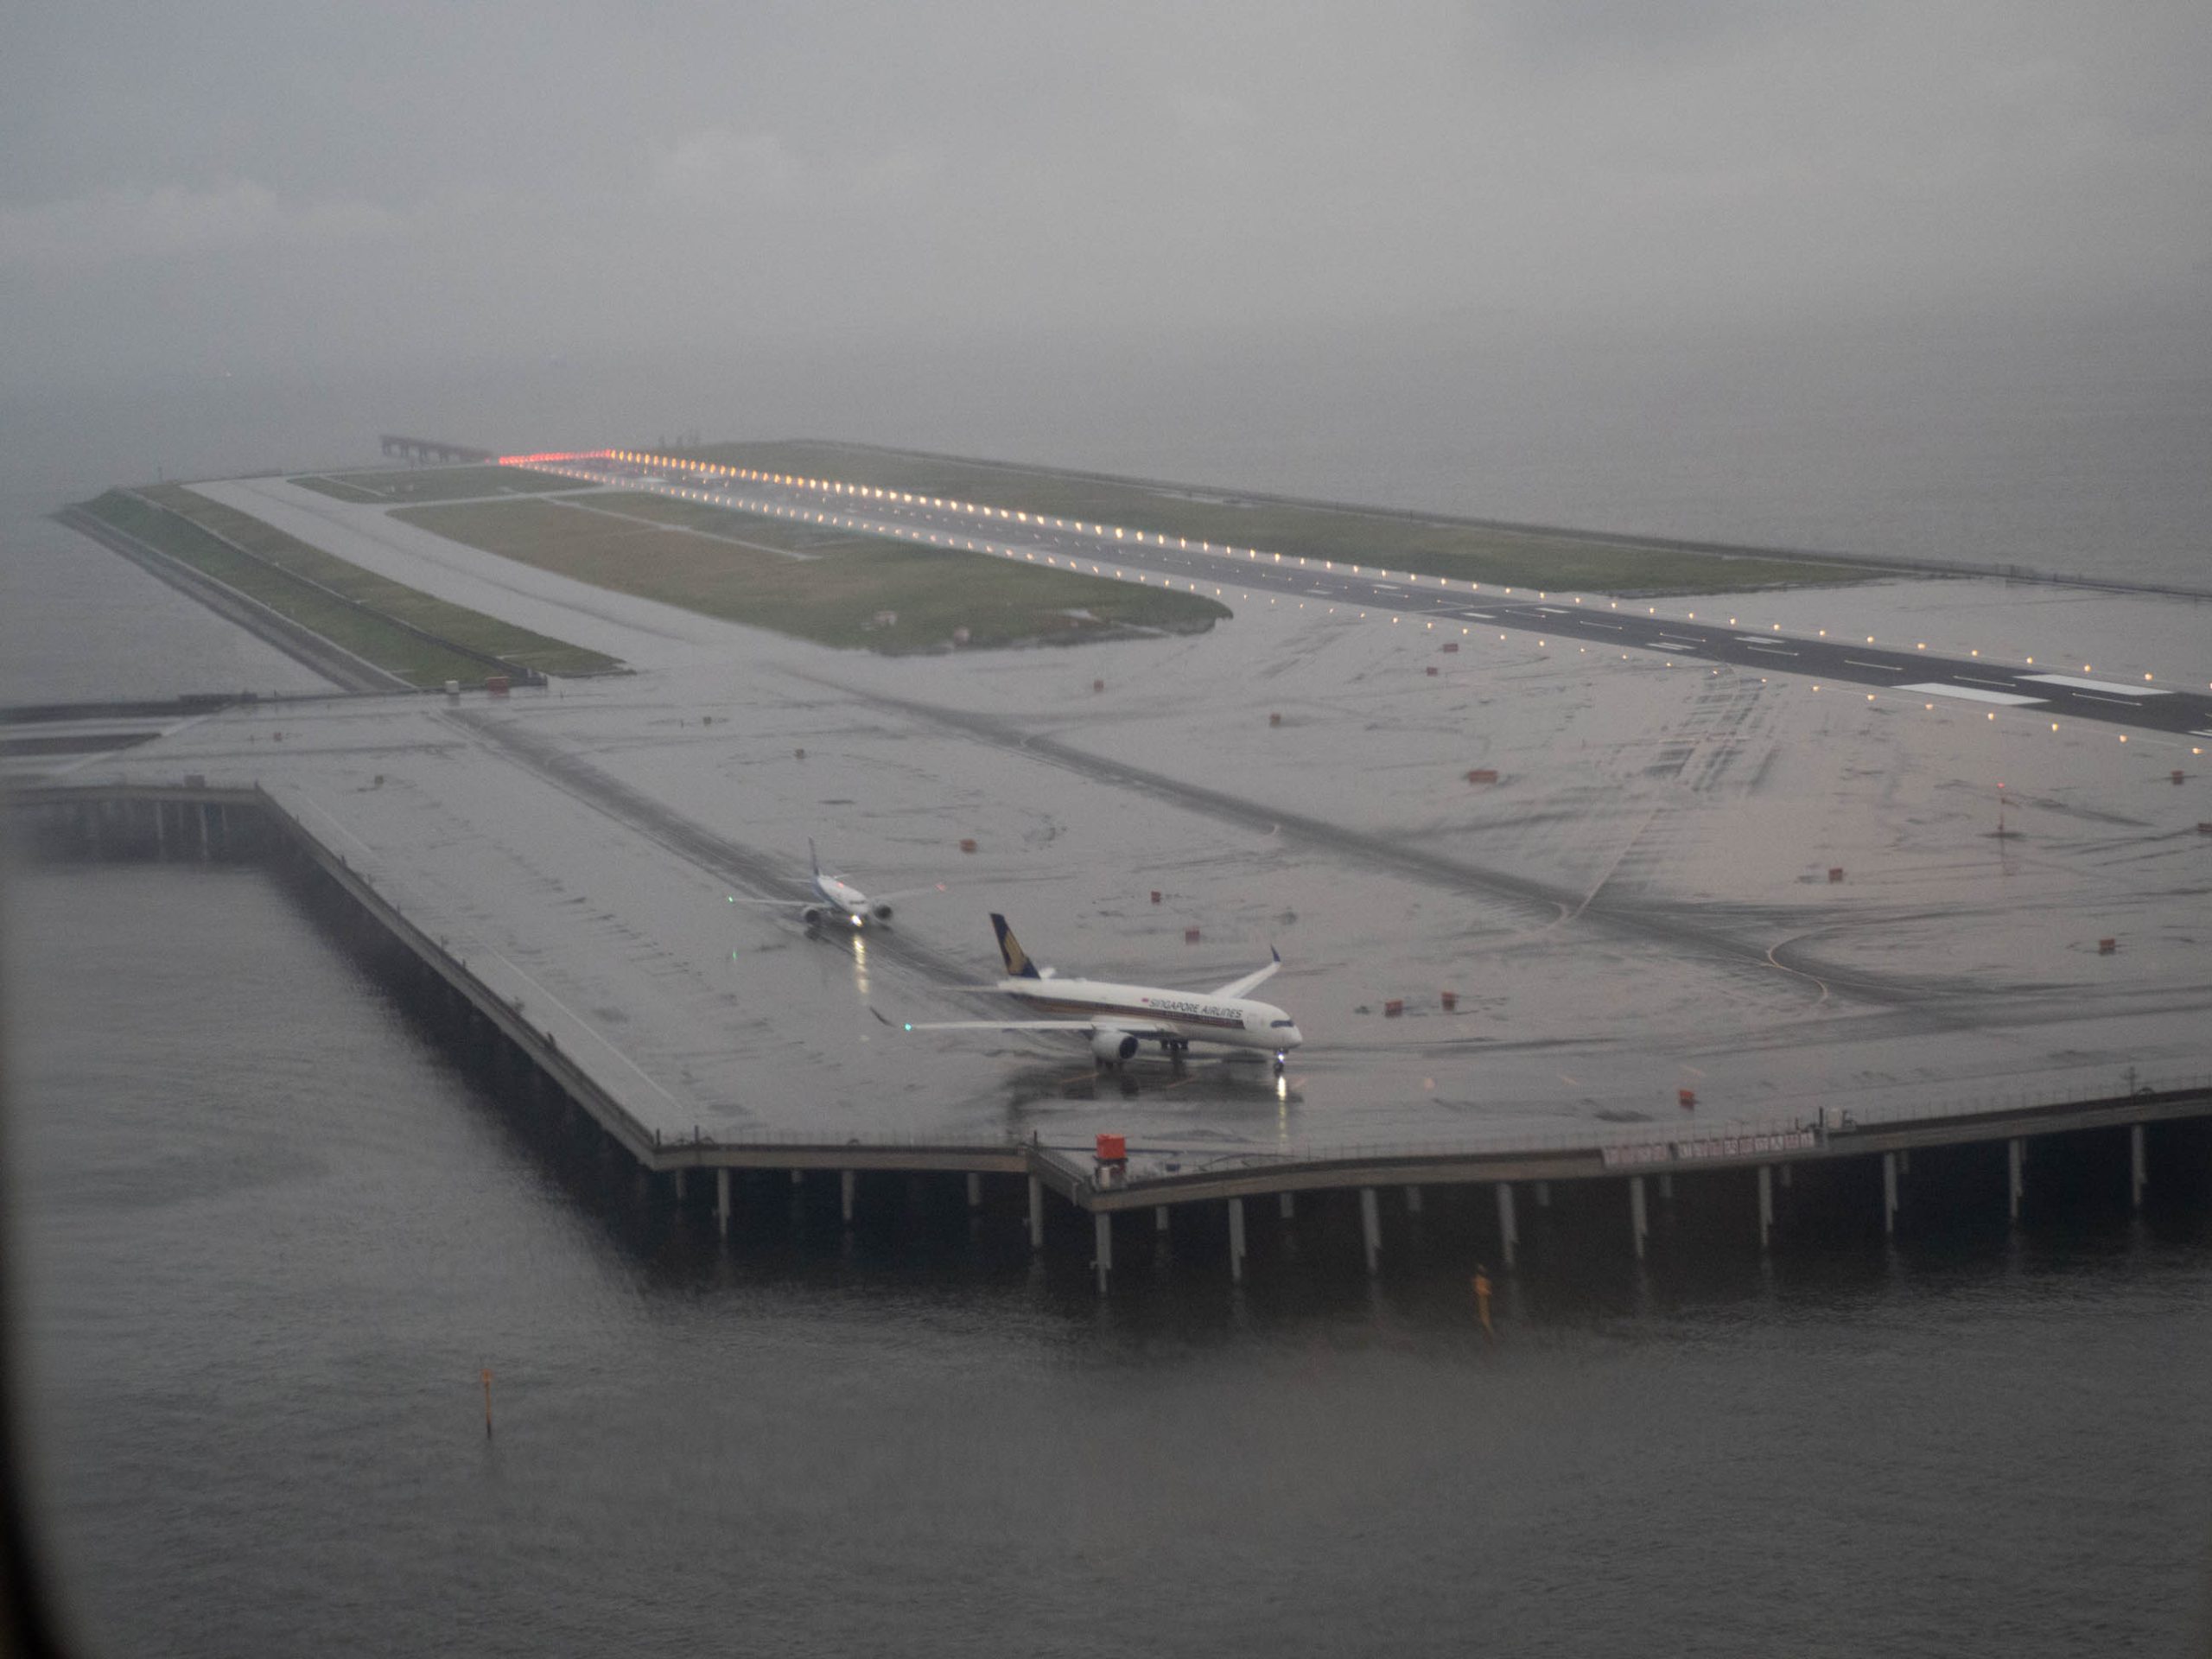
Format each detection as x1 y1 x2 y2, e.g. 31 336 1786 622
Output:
728 840 944 930
891 913 1303 1072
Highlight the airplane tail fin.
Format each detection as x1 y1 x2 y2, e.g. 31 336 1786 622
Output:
808 837 820 877
990 913 1043 979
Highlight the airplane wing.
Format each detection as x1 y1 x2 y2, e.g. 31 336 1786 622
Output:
725 893 799 906
875 1011 1174 1039
1209 948 1282 1001
893 1018 1098 1033
864 883 950 902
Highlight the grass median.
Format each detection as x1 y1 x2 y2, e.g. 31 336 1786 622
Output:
674 440 1873 596
78 486 621 684
291 465 578 505
394 494 1230 652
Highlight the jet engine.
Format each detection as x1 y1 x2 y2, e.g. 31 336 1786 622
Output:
800 906 826 926
1090 1029 1141 1065
871 902 894 922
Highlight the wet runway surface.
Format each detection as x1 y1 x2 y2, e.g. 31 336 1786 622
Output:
54 495 2212 1162
537 455 2212 741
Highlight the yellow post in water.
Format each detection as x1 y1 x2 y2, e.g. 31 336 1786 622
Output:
1472 1268 1494 1337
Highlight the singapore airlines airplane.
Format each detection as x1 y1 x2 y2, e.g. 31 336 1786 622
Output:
729 840 944 930
892 914 1303 1071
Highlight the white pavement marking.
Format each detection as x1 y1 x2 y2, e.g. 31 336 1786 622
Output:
1895 682 2048 707
1845 658 1908 671
2020 674 2172 696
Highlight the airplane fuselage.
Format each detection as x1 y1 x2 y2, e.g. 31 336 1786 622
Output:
811 871 871 925
999 975 1302 1056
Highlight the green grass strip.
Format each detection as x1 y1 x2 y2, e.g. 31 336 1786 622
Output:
291 465 581 505
79 487 620 684
395 495 1229 652
677 441 1872 596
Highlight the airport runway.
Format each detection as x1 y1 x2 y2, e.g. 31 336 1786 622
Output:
535 454 2212 745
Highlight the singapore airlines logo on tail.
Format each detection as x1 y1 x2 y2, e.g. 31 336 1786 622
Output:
992 913 1044 979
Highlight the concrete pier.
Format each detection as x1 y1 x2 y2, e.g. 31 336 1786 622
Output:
14 783 2212 1303
1093 1212 1113 1294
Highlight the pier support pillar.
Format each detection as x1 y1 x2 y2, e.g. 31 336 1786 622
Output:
1279 1192 1295 1221
2007 1139 2024 1222
1658 1173 1674 1203
1093 1212 1113 1295
1155 1205 1170 1233
1496 1182 1518 1271
1359 1188 1382 1277
715 1168 731 1237
1027 1176 1045 1251
1629 1177 1649 1261
840 1169 855 1228
1228 1198 1246 1283
2131 1124 2147 1211
966 1173 982 1211
1404 1185 1423 1216
673 1168 687 1205
1535 1181 1551 1209
1758 1166 1774 1252
196 804 212 860
1780 1161 1794 1190
1898 1148 1911 1176
791 1168 805 1185
1882 1153 1899 1236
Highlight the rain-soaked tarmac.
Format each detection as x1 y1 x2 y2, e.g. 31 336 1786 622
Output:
38 473 2210 1166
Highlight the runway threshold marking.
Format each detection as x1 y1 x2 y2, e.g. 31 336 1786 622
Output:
1845 658 1908 671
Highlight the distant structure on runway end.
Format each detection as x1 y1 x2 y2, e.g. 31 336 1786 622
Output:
379 434 495 465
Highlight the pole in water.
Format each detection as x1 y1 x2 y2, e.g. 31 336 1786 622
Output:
1472 1266 1493 1337
482 1368 493 1438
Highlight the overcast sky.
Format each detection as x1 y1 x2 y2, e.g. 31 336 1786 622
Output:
9 0 2209 394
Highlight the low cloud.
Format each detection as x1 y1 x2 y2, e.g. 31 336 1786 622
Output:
0 179 398 270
